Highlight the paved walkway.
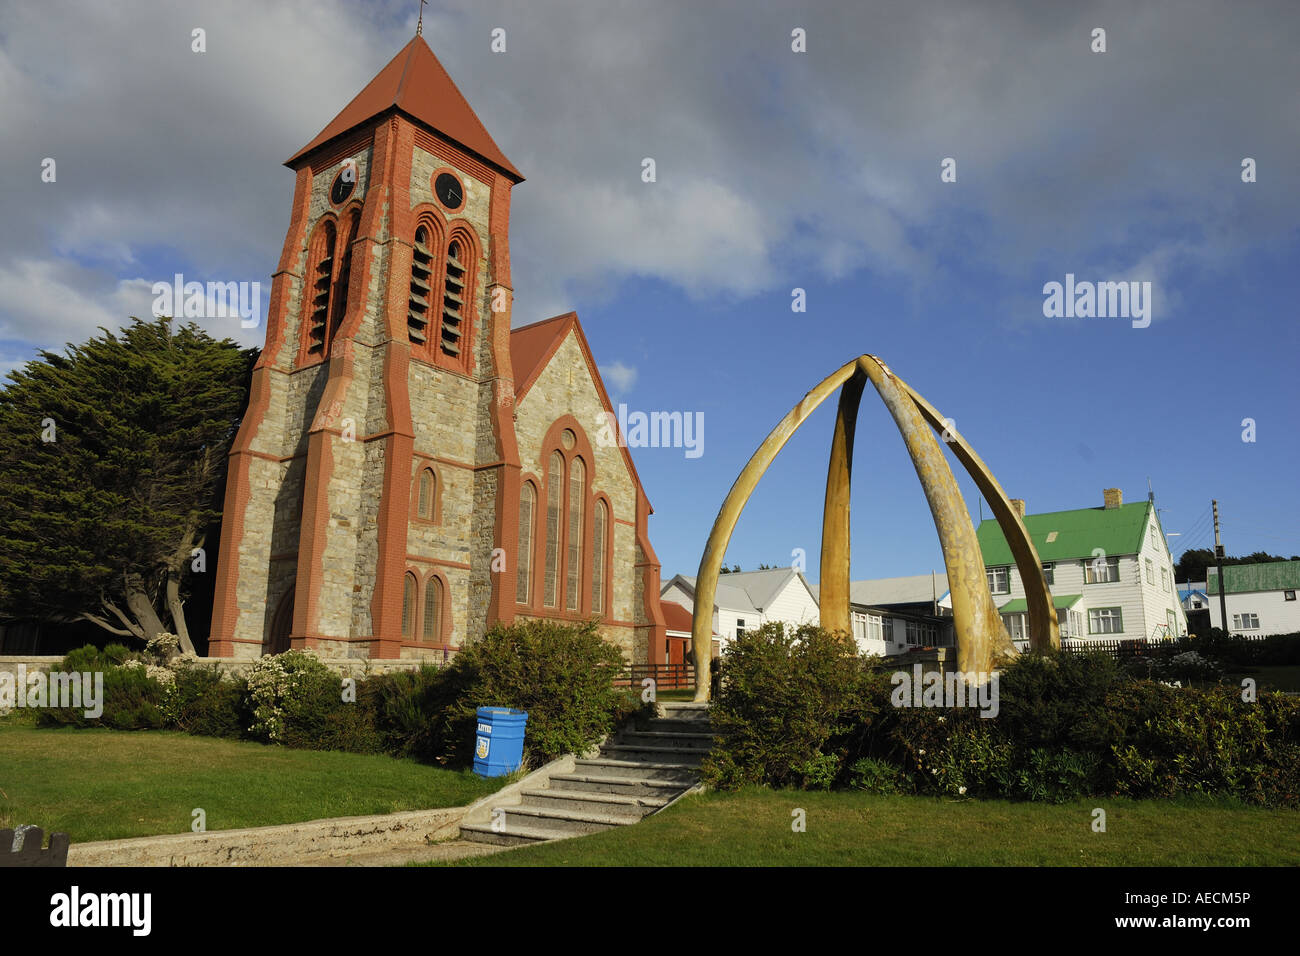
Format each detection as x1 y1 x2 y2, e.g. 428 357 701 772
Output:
307 840 513 867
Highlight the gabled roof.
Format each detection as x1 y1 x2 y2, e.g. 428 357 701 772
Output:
850 573 948 607
976 501 1151 566
508 312 650 513
1207 560 1300 595
509 313 573 398
286 36 523 180
667 568 818 615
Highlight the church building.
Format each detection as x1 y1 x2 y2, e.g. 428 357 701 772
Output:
208 35 667 664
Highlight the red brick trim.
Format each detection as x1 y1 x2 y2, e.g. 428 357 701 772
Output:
209 164 314 656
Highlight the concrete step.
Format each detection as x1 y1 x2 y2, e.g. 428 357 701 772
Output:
600 745 704 766
519 788 666 819
459 821 575 847
549 773 692 798
500 805 628 836
658 703 711 721
573 758 699 783
618 730 714 751
639 717 714 735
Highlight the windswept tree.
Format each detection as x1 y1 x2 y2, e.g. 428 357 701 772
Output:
0 317 256 653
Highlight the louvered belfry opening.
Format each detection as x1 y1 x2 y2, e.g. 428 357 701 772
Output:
329 210 360 345
441 239 466 357
408 225 434 346
306 220 337 356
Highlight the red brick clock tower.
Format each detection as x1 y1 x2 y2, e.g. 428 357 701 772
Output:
209 36 666 664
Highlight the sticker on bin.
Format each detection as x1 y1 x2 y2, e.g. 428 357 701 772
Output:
477 722 493 735
476 736 490 759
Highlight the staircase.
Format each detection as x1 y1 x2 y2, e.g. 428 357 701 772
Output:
460 702 712 847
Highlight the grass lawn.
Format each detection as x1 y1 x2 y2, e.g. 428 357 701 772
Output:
440 788 1300 866
0 722 505 843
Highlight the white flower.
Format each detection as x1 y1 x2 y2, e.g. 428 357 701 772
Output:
918 749 925 755
958 786 967 795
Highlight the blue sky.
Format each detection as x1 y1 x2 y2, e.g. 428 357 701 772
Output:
1 0 1296 585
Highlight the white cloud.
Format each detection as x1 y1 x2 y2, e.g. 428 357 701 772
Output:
0 0 1295 352
600 360 638 394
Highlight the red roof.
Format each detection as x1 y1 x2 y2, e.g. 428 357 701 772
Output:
287 36 523 180
509 313 574 399
507 312 654 517
662 601 710 635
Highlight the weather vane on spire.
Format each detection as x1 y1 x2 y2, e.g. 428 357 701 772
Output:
416 0 427 37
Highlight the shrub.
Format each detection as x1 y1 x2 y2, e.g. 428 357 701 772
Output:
701 623 888 790
243 649 340 744
433 618 634 767
163 662 246 738
847 757 909 795
371 665 454 761
36 644 166 730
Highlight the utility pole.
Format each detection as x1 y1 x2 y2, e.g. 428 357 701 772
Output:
1213 499 1228 634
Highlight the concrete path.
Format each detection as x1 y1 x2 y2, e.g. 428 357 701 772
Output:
308 840 511 866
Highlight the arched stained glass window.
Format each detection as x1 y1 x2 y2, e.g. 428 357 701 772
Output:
422 576 442 642
517 483 535 604
592 499 607 616
543 452 563 608
566 458 585 611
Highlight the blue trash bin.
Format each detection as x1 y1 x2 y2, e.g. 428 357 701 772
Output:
473 707 528 777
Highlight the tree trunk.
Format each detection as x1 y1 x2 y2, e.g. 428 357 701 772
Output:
124 573 167 642
165 571 197 656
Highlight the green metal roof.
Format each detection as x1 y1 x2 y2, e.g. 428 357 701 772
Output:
977 501 1151 566
1206 560 1300 595
997 594 1083 614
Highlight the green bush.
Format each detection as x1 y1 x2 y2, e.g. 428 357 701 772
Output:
36 645 167 730
433 618 634 767
371 665 454 761
700 623 889 790
243 649 339 744
847 757 909 795
702 632 1300 807
163 662 246 738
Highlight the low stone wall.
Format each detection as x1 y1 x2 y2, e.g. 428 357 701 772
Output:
65 807 468 867
0 656 63 682
0 654 448 683
64 758 567 866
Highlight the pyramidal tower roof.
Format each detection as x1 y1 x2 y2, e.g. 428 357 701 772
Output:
286 35 523 180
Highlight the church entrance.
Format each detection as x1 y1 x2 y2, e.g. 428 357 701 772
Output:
265 589 294 655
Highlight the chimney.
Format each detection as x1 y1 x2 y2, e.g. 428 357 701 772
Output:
1010 498 1026 518
1103 488 1123 510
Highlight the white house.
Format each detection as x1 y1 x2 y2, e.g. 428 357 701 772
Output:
849 574 954 657
953 488 1188 646
661 567 820 651
1206 561 1300 636
1179 585 1210 613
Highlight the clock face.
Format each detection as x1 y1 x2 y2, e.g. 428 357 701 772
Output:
330 171 355 205
434 172 463 210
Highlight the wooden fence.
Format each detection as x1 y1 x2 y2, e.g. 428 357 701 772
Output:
614 664 697 690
